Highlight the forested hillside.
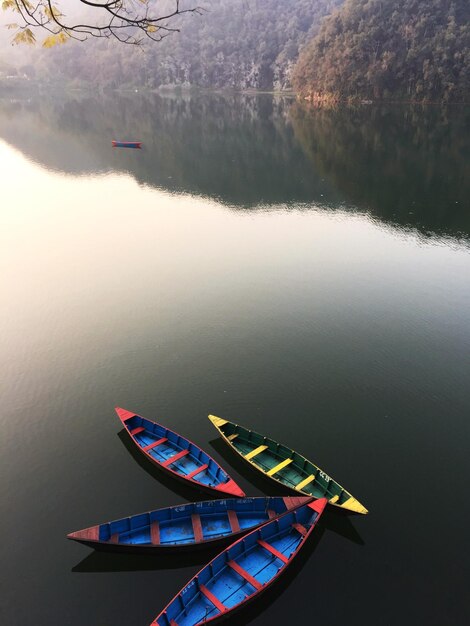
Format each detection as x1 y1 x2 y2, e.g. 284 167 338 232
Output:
293 0 470 103
30 0 341 91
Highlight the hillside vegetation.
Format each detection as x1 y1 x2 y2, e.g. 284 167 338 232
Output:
293 0 470 103
32 0 340 91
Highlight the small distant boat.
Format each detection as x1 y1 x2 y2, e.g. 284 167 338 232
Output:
153 497 327 625
208 415 368 514
116 407 245 498
112 140 142 148
67 496 311 553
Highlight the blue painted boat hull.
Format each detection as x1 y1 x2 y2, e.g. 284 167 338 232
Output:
115 407 245 498
153 498 327 624
67 496 310 553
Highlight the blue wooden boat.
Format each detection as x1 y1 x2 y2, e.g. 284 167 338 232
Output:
112 140 142 148
67 496 311 553
153 497 327 625
116 407 245 498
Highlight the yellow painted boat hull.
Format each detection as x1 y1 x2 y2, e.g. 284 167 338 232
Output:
208 415 368 514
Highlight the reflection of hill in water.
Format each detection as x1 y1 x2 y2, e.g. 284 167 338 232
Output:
0 93 336 206
290 103 470 238
0 92 468 238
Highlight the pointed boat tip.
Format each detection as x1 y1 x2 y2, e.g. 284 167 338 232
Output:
67 525 100 542
208 414 228 428
308 497 329 515
342 496 369 514
215 479 245 498
115 406 135 422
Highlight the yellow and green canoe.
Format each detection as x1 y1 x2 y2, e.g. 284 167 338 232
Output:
208 415 368 514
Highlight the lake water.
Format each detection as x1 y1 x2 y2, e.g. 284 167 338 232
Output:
1 92 469 626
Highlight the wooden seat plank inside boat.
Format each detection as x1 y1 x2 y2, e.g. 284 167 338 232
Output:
150 520 160 545
245 445 268 460
257 539 289 564
227 560 262 590
162 449 190 467
266 458 293 476
227 509 240 533
185 463 208 479
296 474 316 490
199 584 226 614
143 437 168 452
292 522 308 536
191 514 204 543
130 426 146 436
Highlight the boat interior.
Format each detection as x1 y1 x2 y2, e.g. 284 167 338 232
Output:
156 504 319 625
97 497 301 546
124 415 228 489
219 421 350 505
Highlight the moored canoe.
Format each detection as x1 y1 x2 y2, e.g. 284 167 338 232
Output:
152 497 327 625
67 496 311 553
112 140 142 148
116 407 245 498
208 415 368 514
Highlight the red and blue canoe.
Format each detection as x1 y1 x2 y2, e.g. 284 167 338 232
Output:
152 497 327 625
67 496 311 553
116 407 245 498
112 140 142 148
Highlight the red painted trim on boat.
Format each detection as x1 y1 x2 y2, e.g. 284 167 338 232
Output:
227 509 240 533
115 406 135 422
67 525 99 541
143 437 168 451
257 539 289 564
228 560 262 590
199 584 226 614
109 533 119 544
150 520 160 545
191 513 203 543
162 449 190 467
283 496 312 510
267 509 276 519
185 463 208 479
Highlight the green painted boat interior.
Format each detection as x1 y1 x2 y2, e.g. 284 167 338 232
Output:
221 422 351 505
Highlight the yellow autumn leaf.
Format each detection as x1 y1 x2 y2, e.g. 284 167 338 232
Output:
42 32 69 47
44 5 63 20
12 28 36 45
2 0 18 11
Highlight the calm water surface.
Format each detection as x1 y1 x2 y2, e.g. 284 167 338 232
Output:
1 93 469 626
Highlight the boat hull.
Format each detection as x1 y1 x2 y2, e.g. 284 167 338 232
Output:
152 498 327 625
67 496 311 553
208 415 368 514
116 407 245 498
112 141 142 148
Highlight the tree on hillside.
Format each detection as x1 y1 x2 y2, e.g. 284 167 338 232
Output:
293 0 470 103
2 0 202 46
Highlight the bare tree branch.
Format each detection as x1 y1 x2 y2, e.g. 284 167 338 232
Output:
2 0 205 46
